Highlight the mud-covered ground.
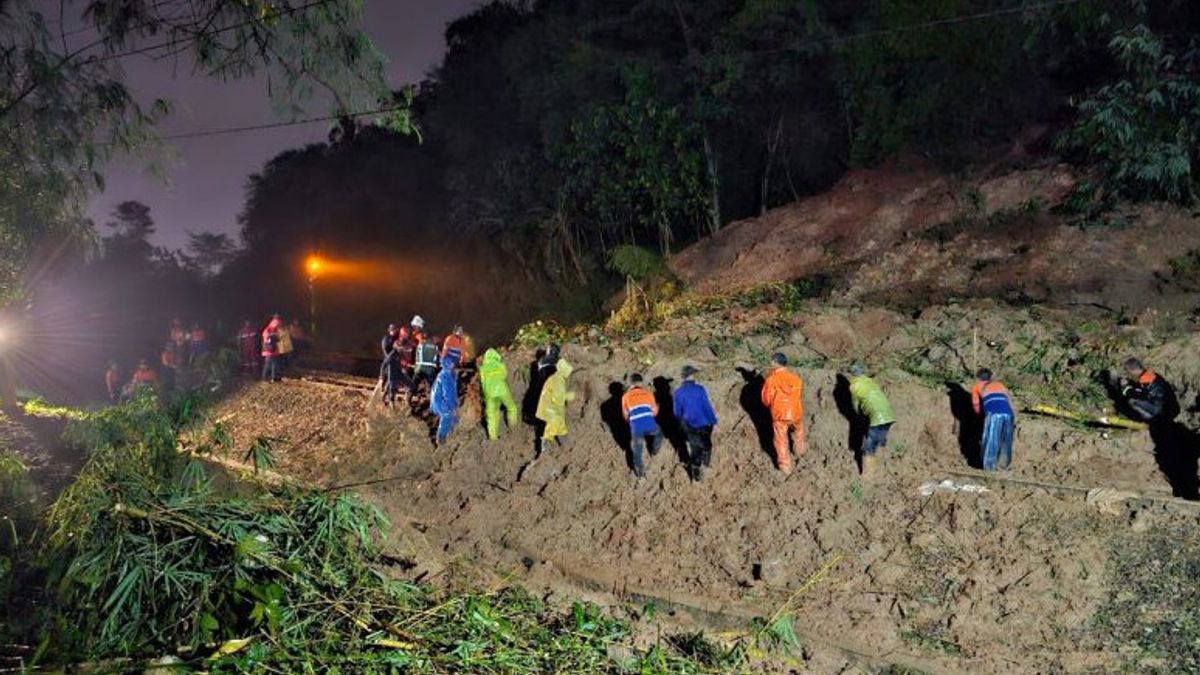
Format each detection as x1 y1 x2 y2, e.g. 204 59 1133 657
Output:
197 302 1200 673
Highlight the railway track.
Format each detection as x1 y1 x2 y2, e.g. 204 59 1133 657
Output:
289 368 378 393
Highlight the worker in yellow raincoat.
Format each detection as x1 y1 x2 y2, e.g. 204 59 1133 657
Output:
535 358 574 454
479 348 519 440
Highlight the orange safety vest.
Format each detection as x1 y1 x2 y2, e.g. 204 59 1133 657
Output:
621 386 659 422
442 334 469 364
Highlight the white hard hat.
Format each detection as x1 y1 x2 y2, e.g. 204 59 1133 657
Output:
410 315 425 329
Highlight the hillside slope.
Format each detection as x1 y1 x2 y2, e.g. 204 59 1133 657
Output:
671 163 1200 313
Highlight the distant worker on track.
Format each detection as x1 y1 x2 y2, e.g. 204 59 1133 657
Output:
380 324 409 408
673 365 718 482
189 322 207 363
972 368 1015 471
397 325 416 379
130 359 159 393
105 361 121 403
480 349 519 440
238 320 258 372
277 319 294 371
430 356 459 447
762 353 806 475
535 357 574 455
412 333 441 404
848 363 895 478
261 315 282 382
442 325 471 366
622 373 663 479
1118 358 1178 423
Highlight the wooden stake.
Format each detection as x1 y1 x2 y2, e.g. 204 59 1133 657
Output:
972 325 978 373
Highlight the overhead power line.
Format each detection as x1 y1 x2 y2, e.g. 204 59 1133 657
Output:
82 0 340 65
156 105 404 141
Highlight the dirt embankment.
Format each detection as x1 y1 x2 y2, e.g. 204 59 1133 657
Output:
200 301 1200 673
670 163 1200 314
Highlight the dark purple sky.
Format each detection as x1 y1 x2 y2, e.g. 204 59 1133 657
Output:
82 0 480 249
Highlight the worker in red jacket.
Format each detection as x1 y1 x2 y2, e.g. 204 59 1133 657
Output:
261 315 282 382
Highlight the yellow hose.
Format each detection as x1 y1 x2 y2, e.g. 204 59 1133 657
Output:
1027 404 1147 431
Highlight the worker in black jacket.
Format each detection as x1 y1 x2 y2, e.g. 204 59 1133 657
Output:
1120 357 1179 423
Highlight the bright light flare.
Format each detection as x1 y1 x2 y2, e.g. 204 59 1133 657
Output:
305 255 325 278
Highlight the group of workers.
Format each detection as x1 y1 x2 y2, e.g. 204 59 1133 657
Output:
105 318 210 401
161 318 207 371
393 325 1179 482
245 315 306 381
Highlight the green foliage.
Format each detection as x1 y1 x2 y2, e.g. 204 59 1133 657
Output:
0 450 35 548
752 614 801 654
838 0 1079 165
563 72 709 256
1059 25 1200 209
4 382 738 672
245 437 280 474
608 245 670 283
1165 248 1200 290
1093 525 1200 673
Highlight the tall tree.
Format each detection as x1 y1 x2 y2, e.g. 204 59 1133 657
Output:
184 232 238 277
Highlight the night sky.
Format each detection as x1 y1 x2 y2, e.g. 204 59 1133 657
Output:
80 0 480 250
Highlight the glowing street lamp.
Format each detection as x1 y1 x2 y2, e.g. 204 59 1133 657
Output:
305 254 324 337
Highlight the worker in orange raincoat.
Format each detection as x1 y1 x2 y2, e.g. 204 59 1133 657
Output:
761 353 806 474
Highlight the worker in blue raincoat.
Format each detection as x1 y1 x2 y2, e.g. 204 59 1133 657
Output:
429 356 459 447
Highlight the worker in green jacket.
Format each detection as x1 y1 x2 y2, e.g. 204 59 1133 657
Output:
480 348 519 440
848 363 896 477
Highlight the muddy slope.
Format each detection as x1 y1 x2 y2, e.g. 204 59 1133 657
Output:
670 163 1200 314
201 302 1200 673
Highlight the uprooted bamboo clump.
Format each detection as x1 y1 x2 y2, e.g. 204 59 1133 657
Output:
1 392 751 672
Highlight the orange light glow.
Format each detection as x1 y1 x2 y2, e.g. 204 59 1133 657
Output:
305 255 324 277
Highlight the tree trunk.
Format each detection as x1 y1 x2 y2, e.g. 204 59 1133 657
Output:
760 115 784 216
672 0 721 236
703 134 722 235
0 353 17 415
554 201 588 284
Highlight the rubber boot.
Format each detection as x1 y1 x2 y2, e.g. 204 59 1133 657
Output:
862 453 878 477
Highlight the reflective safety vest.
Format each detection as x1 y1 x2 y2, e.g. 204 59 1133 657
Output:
416 341 440 369
442 334 467 364
621 386 659 432
972 380 1013 416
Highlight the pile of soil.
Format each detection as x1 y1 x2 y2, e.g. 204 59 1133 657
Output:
201 302 1200 673
670 163 1200 315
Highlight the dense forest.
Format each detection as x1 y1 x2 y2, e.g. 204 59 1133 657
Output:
221 0 1200 342
9 0 1200 384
